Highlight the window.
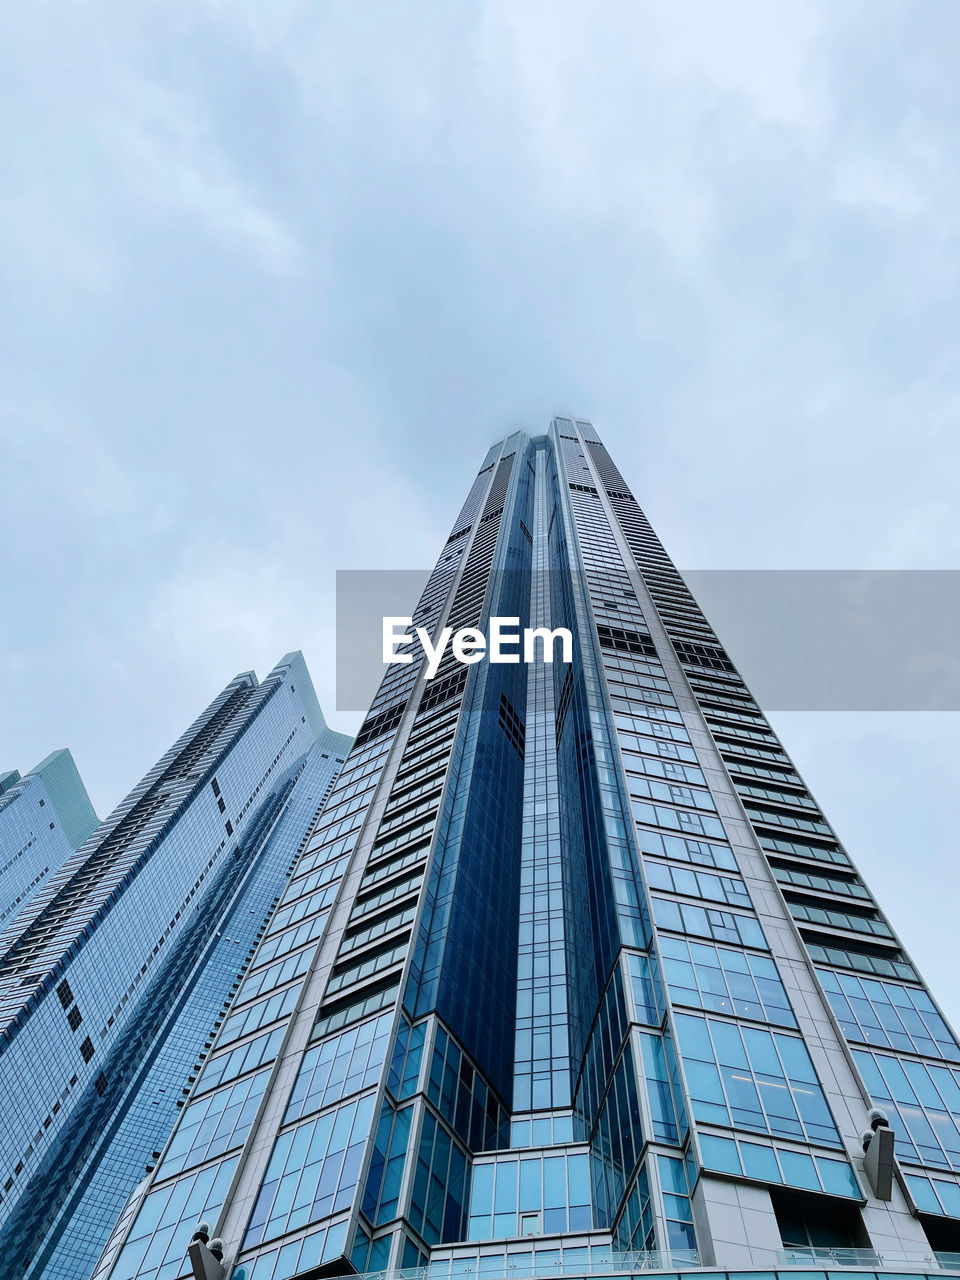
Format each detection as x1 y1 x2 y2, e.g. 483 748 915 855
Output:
614 1161 655 1251
407 1110 471 1243
197 1027 284 1095
817 968 959 1060
362 1098 413 1225
919 1210 960 1255
285 1012 393 1123
108 1158 239 1280
636 828 737 871
644 860 751 910
633 800 725 840
652 895 766 951
638 1032 687 1144
426 1025 508 1151
219 983 300 1046
659 935 796 1027
242 1095 375 1248
468 1151 591 1240
773 1187 867 1255
628 774 716 812
697 1134 860 1199
674 1013 839 1146
157 1071 270 1177
853 1047 960 1171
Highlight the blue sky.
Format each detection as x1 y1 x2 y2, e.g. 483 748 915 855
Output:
2 2 959 1021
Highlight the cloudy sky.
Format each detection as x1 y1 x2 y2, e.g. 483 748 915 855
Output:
3 2 960 1021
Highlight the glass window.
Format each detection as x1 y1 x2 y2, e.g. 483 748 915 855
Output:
852 1047 960 1171
675 1013 840 1147
110 1158 239 1280
242 1094 375 1249
699 1134 741 1174
816 1157 861 1199
658 937 795 1026
158 1071 270 1178
652 897 767 951
818 967 960 1061
467 1151 594 1240
779 1150 819 1191
741 1142 780 1183
286 1012 392 1122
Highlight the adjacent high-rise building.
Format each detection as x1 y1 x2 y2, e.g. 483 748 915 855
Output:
79 423 960 1280
0 653 351 1280
0 749 99 931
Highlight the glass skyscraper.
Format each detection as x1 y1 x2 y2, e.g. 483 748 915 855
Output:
62 424 960 1280
0 749 99 931
0 653 351 1280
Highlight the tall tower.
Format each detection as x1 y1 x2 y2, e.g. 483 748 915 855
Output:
95 424 960 1280
0 653 351 1280
0 749 99 930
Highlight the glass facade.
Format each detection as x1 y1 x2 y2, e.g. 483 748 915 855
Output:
70 423 960 1280
0 654 351 1280
0 748 99 931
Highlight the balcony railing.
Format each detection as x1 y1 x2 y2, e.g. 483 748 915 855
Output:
352 1249 960 1280
777 1246 960 1272
359 1252 700 1280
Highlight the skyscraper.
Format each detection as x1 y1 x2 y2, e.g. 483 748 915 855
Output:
0 749 99 931
94 422 960 1280
0 653 351 1280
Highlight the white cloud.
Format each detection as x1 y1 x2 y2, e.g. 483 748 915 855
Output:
0 6 300 296
105 74 301 274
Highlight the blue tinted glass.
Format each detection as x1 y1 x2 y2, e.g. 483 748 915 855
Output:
741 1142 781 1183
519 1159 541 1211
779 1150 820 1191
700 1135 741 1174
907 1175 941 1213
494 1160 517 1213
568 1153 590 1205
816 1157 860 1199
543 1156 566 1210
933 1178 960 1217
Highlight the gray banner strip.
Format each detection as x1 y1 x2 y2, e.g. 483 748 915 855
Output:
336 570 960 713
